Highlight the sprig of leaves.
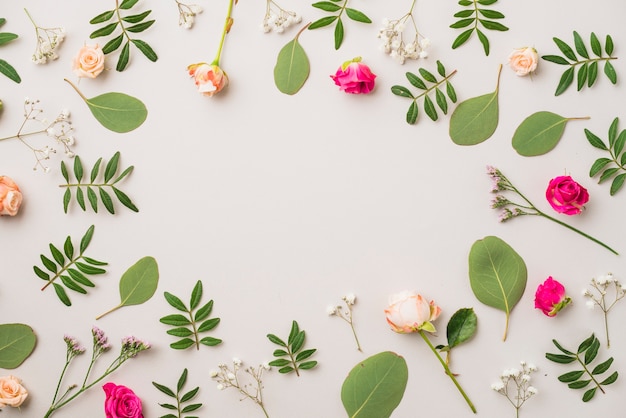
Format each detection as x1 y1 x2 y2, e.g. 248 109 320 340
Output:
450 0 508 56
160 280 222 350
89 0 158 71
152 368 202 418
308 0 371 50
391 60 457 125
0 18 20 83
60 151 138 214
542 31 617 96
267 320 317 376
584 117 626 195
546 334 618 402
35 225 108 306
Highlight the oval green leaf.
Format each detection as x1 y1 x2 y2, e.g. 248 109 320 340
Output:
450 65 501 145
0 324 37 369
274 37 310 95
468 236 527 341
341 351 408 418
512 111 574 156
446 308 477 349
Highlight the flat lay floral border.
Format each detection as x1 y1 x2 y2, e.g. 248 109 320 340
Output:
0 1 625 417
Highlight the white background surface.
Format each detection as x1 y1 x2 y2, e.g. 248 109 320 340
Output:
1 0 626 417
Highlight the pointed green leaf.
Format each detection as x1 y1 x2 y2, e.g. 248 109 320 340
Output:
476 28 490 55
61 161 69 182
76 187 86 211
406 102 418 125
478 9 504 19
449 66 501 145
104 152 120 182
75 262 106 275
605 34 614 55
299 360 317 370
274 36 310 95
554 36 577 61
446 81 457 102
545 353 576 364
451 29 474 49
89 10 115 24
0 59 20 83
99 188 115 214
53 283 71 306
112 187 138 212
573 31 589 58
334 17 344 50
423 95 438 121
583 387 597 402
177 368 188 393
589 158 612 177
584 128 608 150
577 334 596 353
604 61 617 84
291 330 305 353
312 1 341 12
40 254 57 273
160 314 191 326
590 33 601 56
181 403 202 413
90 158 103 183
577 63 588 91
568 380 591 389
552 339 574 355
120 0 140 9
90 22 119 39
79 225 95 254
190 280 202 310
435 88 448 114
164 292 187 312
391 85 413 98
180 387 199 403
450 19 474 29
0 324 37 369
197 318 220 332
406 72 426 90
341 351 408 418
555 67 575 96
63 187 71 212
479 20 508 31
67 269 95 287
345 8 371 23
558 370 585 382
166 327 194 337
468 236 527 341
170 339 195 350
437 61 446 77
296 348 316 362
87 187 98 212
60 275 86 294
49 244 65 266
74 155 84 182
122 10 152 24
308 15 337 30
288 320 300 345
117 41 131 71
33 266 50 281
541 55 570 65
610 173 626 195
600 371 618 385
592 357 614 375
446 308 477 349
199 336 222 346
63 236 74 259
131 39 157 61
267 334 287 347
418 68 437 83
152 381 175 397
599 167 619 183
512 111 582 156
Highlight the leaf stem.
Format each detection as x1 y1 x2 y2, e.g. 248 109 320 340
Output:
411 69 457 103
576 353 606 394
211 0 235 66
64 78 88 102
419 331 477 413
96 304 122 320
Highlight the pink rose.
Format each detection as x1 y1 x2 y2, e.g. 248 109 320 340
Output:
103 383 143 418
0 375 28 408
0 176 23 216
507 47 538 76
534 276 571 317
72 44 105 78
330 57 376 94
545 175 589 215
187 62 229 96
384 290 441 333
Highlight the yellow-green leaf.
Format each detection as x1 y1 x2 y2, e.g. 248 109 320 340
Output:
274 26 310 95
0 324 37 369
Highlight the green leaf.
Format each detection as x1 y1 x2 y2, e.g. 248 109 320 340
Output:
446 82 457 102
345 8 371 23
423 95 438 121
120 0 140 9
99 188 115 214
152 381 176 397
583 387 596 402
0 33 17 46
577 334 595 353
406 72 426 90
87 187 98 212
577 63 588 90
476 29 490 55
90 22 119 39
0 59 20 83
605 34 614 55
53 283 71 306
288 320 300 345
122 10 152 23
600 371 618 385
558 370 585 382
592 357 614 375
468 236 527 341
41 254 58 273
555 66 575 96
60 275 86 294
126 20 155 33
50 244 65 266
406 102 418 125
312 1 341 12
90 10 115 24
604 61 617 84
391 85 413 98
589 158 612 177
269 358 290 367
437 61 446 77
97 256 159 319
164 292 187 312
199 336 222 346
511 111 583 156
75 262 106 275
267 334 287 347
418 68 437 83
116 42 130 71
590 32 601 56
170 339 195 350
450 65 502 145
573 31 589 58
189 280 202 310
435 88 448 114
0 324 37 369
104 152 120 182
610 173 626 195
479 20 508 31
545 353 576 364
274 35 310 95
478 9 505 19
180 387 199 403
299 360 317 370
160 314 191 326
334 17 344 50
308 15 337 30
584 338 601 364
76 187 86 211
568 380 591 389
176 368 188 393
446 308 477 349
131 39 157 61
554 36 577 61
197 318 220 332
296 348 316 362
584 128 608 150
166 327 193 337
181 403 202 413
341 351 408 418
450 19 474 29
451 29 474 49
34 266 50 281
541 55 570 65
113 187 139 212
599 167 620 183
552 339 575 355
79 225 95 254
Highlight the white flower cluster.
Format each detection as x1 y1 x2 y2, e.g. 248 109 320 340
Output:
31 27 65 64
211 358 272 415
176 0 202 29
582 273 625 347
327 293 362 351
261 0 302 34
377 18 430 64
492 361 538 414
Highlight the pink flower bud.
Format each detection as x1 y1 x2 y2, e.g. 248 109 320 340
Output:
545 175 589 215
330 57 376 94
384 290 441 333
534 276 571 317
187 62 229 96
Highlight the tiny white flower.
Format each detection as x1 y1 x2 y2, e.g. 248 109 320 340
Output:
232 357 242 366
343 293 356 305
491 382 504 391
46 127 56 137
527 363 537 372
527 386 538 395
227 372 235 381
586 300 595 309
327 306 337 316
216 383 225 390
522 374 531 382
262 361 271 370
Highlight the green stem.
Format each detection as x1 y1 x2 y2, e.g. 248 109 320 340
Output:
411 69 457 103
349 321 362 352
211 0 235 66
577 353 606 394
95 304 122 320
419 331 477 413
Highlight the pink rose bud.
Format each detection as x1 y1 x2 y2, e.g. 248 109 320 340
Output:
187 62 229 96
72 44 105 79
534 276 571 317
545 175 589 215
330 57 376 94
0 176 23 216
384 290 441 333
103 383 143 418
507 47 538 76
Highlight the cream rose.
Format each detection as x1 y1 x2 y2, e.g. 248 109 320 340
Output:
72 44 105 78
507 47 538 76
0 176 23 216
0 375 28 408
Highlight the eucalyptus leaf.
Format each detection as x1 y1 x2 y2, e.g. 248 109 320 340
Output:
65 79 147 133
341 351 408 418
468 236 527 341
274 25 310 95
450 64 502 145
0 324 37 369
96 256 159 319
512 111 590 156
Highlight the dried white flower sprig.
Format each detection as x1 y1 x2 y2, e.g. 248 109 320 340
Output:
261 0 302 34
0 98 75 172
582 273 625 348
377 0 430 64
175 0 202 29
24 8 65 64
491 361 538 418
211 358 272 418
327 293 362 352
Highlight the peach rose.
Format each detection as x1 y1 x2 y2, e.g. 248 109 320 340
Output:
0 376 28 408
72 44 105 78
507 47 538 76
385 290 442 334
187 62 229 96
0 176 23 216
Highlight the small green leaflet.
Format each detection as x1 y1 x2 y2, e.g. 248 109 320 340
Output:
0 324 37 369
584 117 626 196
65 78 147 133
450 64 502 145
512 111 590 156
152 368 203 417
0 18 20 83
468 236 527 341
450 0 509 56
341 351 408 418
267 320 317 376
274 25 310 95
96 256 159 319
309 0 371 50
